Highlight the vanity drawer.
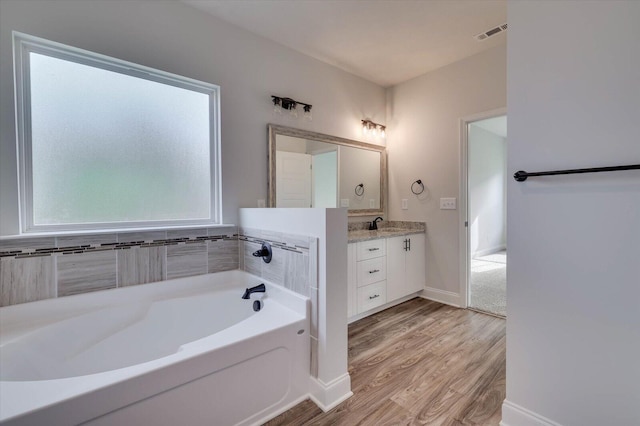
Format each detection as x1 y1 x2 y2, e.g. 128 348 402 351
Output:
357 281 387 313
357 257 386 287
357 239 386 261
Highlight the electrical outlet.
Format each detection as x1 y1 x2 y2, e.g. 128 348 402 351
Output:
340 199 350 207
257 199 265 208
440 197 457 210
401 199 408 210
369 199 375 208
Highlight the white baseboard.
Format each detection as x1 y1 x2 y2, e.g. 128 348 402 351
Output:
420 287 461 307
500 400 563 426
308 373 353 412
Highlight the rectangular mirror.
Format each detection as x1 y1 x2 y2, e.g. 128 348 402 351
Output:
268 124 387 216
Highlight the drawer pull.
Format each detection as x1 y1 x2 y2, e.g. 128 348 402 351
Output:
369 294 380 300
369 269 380 274
368 247 380 251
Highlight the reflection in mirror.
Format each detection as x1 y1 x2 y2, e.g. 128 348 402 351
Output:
268 124 386 216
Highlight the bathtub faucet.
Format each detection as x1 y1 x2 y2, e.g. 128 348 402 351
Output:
242 283 266 299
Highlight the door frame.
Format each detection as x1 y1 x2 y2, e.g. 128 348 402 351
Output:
458 107 507 308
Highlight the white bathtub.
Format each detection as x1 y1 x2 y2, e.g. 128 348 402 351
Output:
0 270 310 426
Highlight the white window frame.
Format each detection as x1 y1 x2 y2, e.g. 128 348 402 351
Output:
13 32 221 234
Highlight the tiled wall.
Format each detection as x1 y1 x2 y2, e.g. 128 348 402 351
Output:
0 226 238 307
239 227 319 377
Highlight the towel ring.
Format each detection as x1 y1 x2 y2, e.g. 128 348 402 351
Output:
411 179 424 195
355 183 364 196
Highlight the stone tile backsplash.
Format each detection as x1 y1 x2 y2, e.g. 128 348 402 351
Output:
0 226 238 307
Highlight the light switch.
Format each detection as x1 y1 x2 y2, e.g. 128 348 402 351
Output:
440 198 457 210
257 199 265 208
369 199 375 208
341 199 350 207
402 199 408 210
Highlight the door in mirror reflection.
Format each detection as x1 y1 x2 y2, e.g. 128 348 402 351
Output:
275 149 338 208
276 151 311 207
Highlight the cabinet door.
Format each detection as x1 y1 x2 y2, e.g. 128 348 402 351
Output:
386 235 407 301
406 234 426 294
347 243 357 318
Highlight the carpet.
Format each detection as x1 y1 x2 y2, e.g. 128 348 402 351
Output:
469 250 506 317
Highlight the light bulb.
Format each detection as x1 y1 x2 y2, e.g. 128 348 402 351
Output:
362 122 368 134
273 97 282 114
380 127 386 138
303 105 312 121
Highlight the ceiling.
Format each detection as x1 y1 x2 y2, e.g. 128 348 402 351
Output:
183 0 507 88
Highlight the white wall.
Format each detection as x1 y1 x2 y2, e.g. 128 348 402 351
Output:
386 45 506 301
313 151 338 208
469 124 506 257
503 1 640 425
0 0 386 236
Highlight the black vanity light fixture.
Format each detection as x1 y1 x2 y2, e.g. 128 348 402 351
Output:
361 119 386 139
272 95 312 121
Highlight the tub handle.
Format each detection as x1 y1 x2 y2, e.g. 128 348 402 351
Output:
252 242 272 263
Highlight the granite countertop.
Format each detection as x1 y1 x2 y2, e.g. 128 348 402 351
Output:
348 221 426 243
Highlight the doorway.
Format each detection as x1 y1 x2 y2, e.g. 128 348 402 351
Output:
461 112 507 317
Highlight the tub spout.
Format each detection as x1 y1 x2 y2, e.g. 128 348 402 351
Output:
242 283 266 299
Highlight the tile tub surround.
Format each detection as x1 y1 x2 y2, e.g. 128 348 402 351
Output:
348 221 426 243
239 227 319 377
0 227 239 307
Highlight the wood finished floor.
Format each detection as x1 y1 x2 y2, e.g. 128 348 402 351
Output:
265 298 506 426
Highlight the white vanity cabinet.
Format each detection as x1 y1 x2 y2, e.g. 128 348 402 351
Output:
348 232 425 321
386 234 426 301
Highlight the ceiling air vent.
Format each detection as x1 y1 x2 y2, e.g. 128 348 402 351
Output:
474 23 507 41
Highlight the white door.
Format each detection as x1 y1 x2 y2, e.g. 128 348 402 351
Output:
276 151 312 207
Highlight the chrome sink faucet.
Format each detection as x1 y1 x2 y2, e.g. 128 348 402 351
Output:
369 217 384 230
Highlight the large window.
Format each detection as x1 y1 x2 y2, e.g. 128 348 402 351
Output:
13 32 221 233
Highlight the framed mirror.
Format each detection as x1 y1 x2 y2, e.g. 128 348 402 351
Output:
268 124 387 216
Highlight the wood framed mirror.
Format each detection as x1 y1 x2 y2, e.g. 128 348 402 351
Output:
268 124 387 216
